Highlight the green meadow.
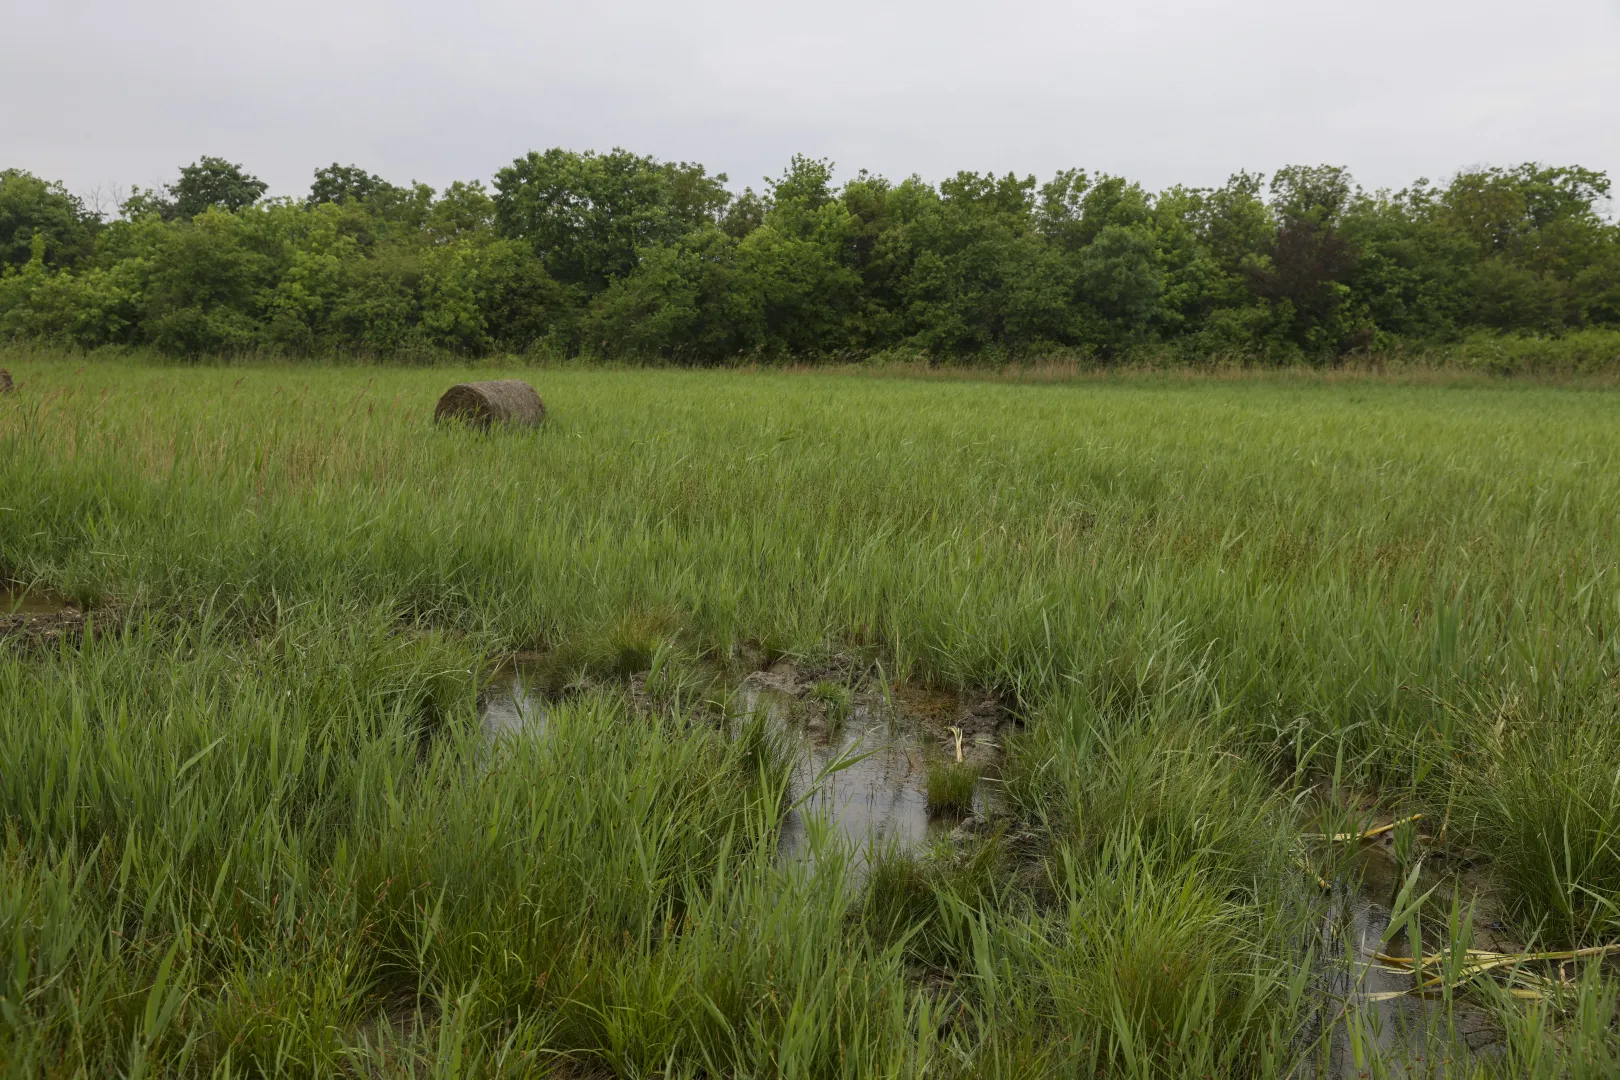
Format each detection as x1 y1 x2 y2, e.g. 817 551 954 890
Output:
3 353 1620 1077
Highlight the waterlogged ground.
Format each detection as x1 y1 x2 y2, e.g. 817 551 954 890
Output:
479 653 1010 866
1 582 70 615
4 358 1620 1076
1320 835 1510 1075
479 663 549 744
476 651 1541 1077
742 662 1002 862
0 579 95 647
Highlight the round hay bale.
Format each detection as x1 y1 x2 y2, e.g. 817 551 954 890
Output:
0 369 13 394
434 380 544 429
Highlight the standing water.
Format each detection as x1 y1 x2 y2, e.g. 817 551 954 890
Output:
1320 839 1505 1075
0 583 73 615
474 656 1001 868
479 664 548 743
740 667 992 868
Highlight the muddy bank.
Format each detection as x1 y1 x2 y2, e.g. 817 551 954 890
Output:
0 583 101 650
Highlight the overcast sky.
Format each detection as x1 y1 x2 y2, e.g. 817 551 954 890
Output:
5 0 1619 209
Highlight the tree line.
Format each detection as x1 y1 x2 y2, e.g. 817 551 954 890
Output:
1 150 1616 363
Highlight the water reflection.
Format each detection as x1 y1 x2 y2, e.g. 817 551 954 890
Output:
1321 842 1504 1076
741 680 982 867
473 658 994 868
480 666 547 743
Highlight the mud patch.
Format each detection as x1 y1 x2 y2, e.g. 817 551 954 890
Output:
0 583 95 650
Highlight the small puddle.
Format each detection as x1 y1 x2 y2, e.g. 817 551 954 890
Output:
779 716 952 863
1319 839 1505 1075
0 583 74 616
740 669 993 868
471 655 1005 870
479 665 547 744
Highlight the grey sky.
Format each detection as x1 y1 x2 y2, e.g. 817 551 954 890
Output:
6 0 1620 209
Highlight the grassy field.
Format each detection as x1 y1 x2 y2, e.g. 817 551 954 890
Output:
3 354 1620 1077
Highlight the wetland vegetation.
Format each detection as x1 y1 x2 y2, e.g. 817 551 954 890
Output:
2 355 1620 1076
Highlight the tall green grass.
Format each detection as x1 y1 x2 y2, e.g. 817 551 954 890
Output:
3 354 1620 1073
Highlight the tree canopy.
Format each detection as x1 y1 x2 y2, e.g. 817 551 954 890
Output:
2 149 1616 361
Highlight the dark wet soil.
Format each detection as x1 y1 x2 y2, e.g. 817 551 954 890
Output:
0 583 96 649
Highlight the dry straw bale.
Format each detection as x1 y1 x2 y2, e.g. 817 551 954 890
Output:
433 380 545 429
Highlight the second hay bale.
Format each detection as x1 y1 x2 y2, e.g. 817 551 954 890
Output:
434 380 545 429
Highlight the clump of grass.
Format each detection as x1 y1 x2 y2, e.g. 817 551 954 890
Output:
861 849 933 945
1032 828 1308 1076
926 759 978 814
642 639 713 712
1456 709 1620 945
862 838 1005 961
809 678 853 728
600 610 680 676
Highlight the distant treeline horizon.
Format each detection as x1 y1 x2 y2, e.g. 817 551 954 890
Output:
1 150 1617 365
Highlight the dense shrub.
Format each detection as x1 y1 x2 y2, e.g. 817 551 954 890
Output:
1 152 1616 363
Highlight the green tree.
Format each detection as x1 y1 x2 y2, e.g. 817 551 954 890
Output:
838 172 933 347
168 157 269 220
4 150 1619 363
735 156 863 355
1246 166 1366 355
493 148 730 292
142 211 271 354
1339 182 1476 343
720 188 767 239
1073 224 1165 349
586 227 762 361
1035 168 1092 252
427 181 496 241
419 238 575 354
1441 164 1610 257
898 172 1074 356
308 163 398 207
0 170 100 269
